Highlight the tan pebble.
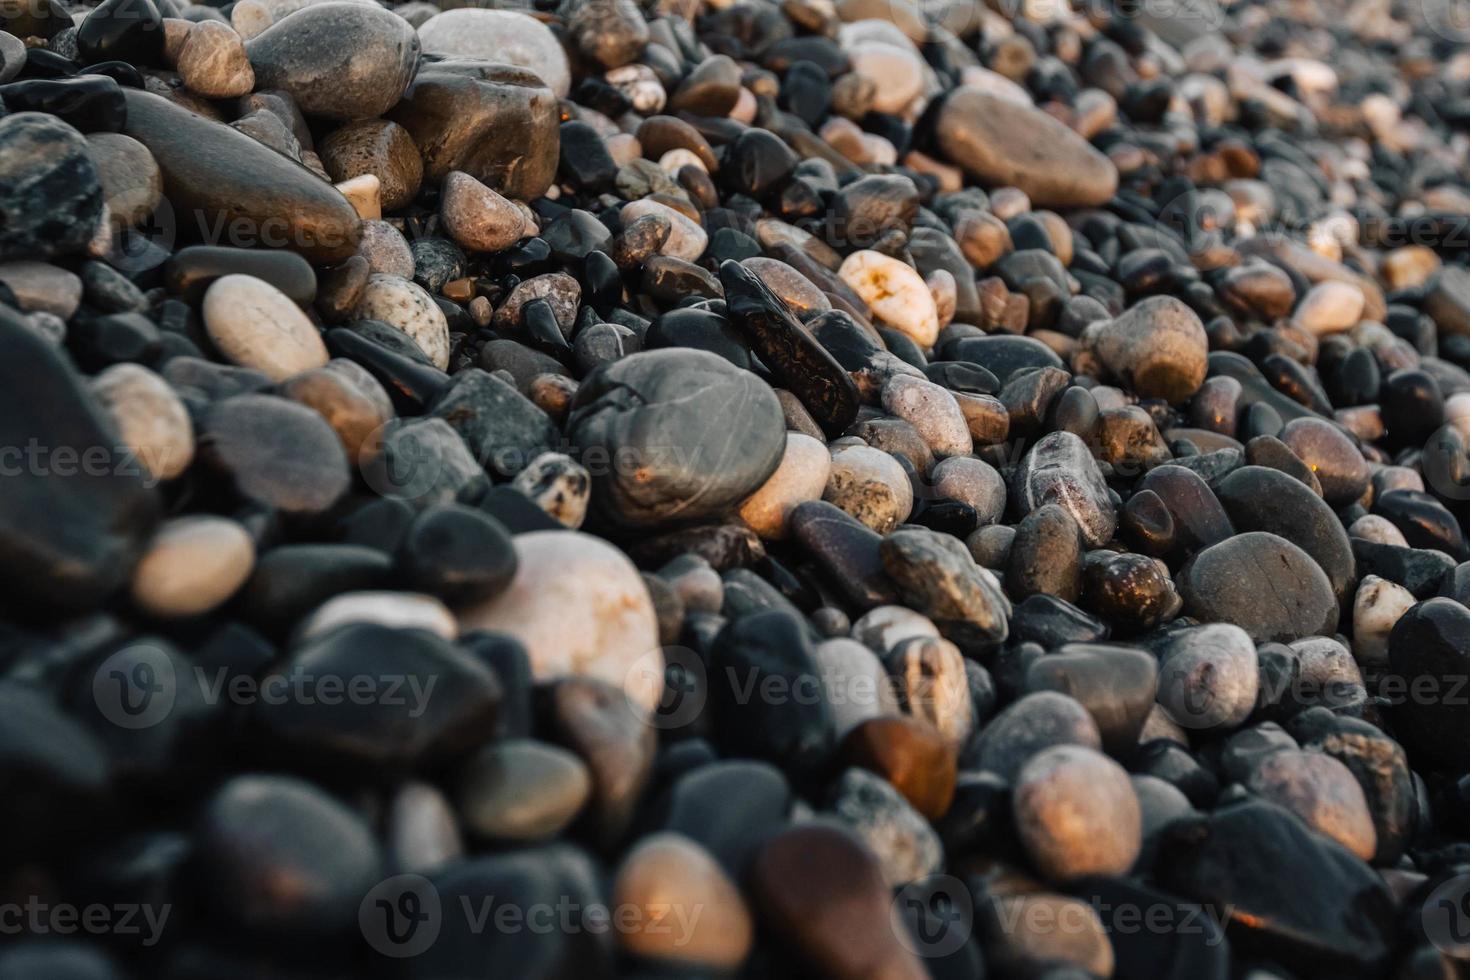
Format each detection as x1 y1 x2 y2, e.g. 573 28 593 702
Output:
613 834 754 968
738 433 832 540
177 20 254 98
132 516 255 617
335 174 381 220
837 250 939 347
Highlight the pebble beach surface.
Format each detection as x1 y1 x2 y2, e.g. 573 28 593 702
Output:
5 0 1470 976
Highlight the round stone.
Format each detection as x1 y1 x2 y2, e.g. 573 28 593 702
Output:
932 456 1006 525
278 359 393 465
1012 744 1142 880
0 112 103 260
354 273 450 369
86 131 161 231
131 516 254 617
1155 623 1259 731
738 432 832 540
417 9 571 97
1244 748 1377 860
90 362 194 481
202 394 351 515
203 274 329 382
245 1 421 119
457 530 662 714
1085 295 1208 403
881 374 973 458
1014 430 1117 548
566 349 786 529
1280 417 1370 506
972 690 1102 782
824 444 914 534
318 119 423 212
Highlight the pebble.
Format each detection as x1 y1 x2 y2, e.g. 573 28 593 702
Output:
824 444 914 534
176 20 253 98
90 362 194 481
937 86 1119 207
1085 295 1208 403
458 531 661 714
417 9 571 97
1180 532 1338 642
1244 747 1378 860
202 393 350 514
612 834 753 968
828 767 942 886
0 261 81 318
971 690 1102 781
568 349 785 528
509 452 590 529
1156 623 1259 730
245 2 419 119
620 198 707 262
202 273 328 381
0 112 102 260
881 374 973 458
440 171 525 254
880 528 1010 653
1014 430 1117 547
86 131 161 230
738 433 831 540
130 515 254 617
837 250 939 347
1292 280 1365 335
455 739 590 842
354 273 450 370
1279 417 1370 506
1013 744 1142 879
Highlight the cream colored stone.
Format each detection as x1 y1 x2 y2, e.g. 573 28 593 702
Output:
131 516 255 617
738 433 832 540
837 250 939 347
203 274 328 382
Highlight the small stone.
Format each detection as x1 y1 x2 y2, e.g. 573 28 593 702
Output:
1085 295 1208 403
0 261 82 318
842 715 957 821
612 834 753 968
824 444 914 533
335 174 380 220
0 112 103 260
880 374 973 458
86 131 161 231
738 433 831 540
1155 623 1259 731
485 455 576 530
1280 417 1370 506
937 86 1118 207
567 349 785 529
1244 748 1378 861
440 171 525 254
1014 430 1117 547
1180 532 1338 642
177 20 254 98
932 456 1006 525
1013 744 1142 880
203 274 328 382
880 528 1010 653
620 198 707 262
457 530 662 714
318 118 423 211
838 250 939 347
454 739 590 842
131 515 254 617
354 273 450 369
828 767 942 886
202 393 350 515
1292 280 1365 335
971 690 1102 781
298 589 456 639
91 362 195 481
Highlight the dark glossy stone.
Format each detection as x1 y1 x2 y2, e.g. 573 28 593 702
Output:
396 504 517 606
710 609 834 774
1216 466 1355 604
645 306 751 370
237 544 393 636
325 327 449 414
1374 489 1470 562
1135 464 1234 553
567 348 785 529
1351 538 1455 598
788 500 899 610
1155 800 1393 977
121 89 361 264
165 245 317 306
557 119 617 191
76 0 162 66
723 127 797 198
0 75 125 131
0 111 103 260
1007 502 1082 602
1009 594 1110 648
202 394 351 515
1025 643 1157 755
1388 598 1470 770
881 528 1010 654
720 259 859 436
428 368 558 480
649 759 792 877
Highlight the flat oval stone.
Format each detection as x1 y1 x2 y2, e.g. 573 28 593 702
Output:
457 530 662 714
1180 532 1339 642
879 527 1010 653
838 250 939 347
454 738 590 842
177 20 254 98
121 88 361 264
970 690 1101 781
87 131 161 231
1244 747 1377 860
130 515 254 617
567 349 786 529
738 432 831 540
278 358 393 465
165 245 317 306
936 86 1118 207
439 170 524 253
203 273 329 381
202 393 351 515
417 9 571 97
1388 598 1470 769
1217 464 1355 600
613 834 754 968
246 2 420 119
